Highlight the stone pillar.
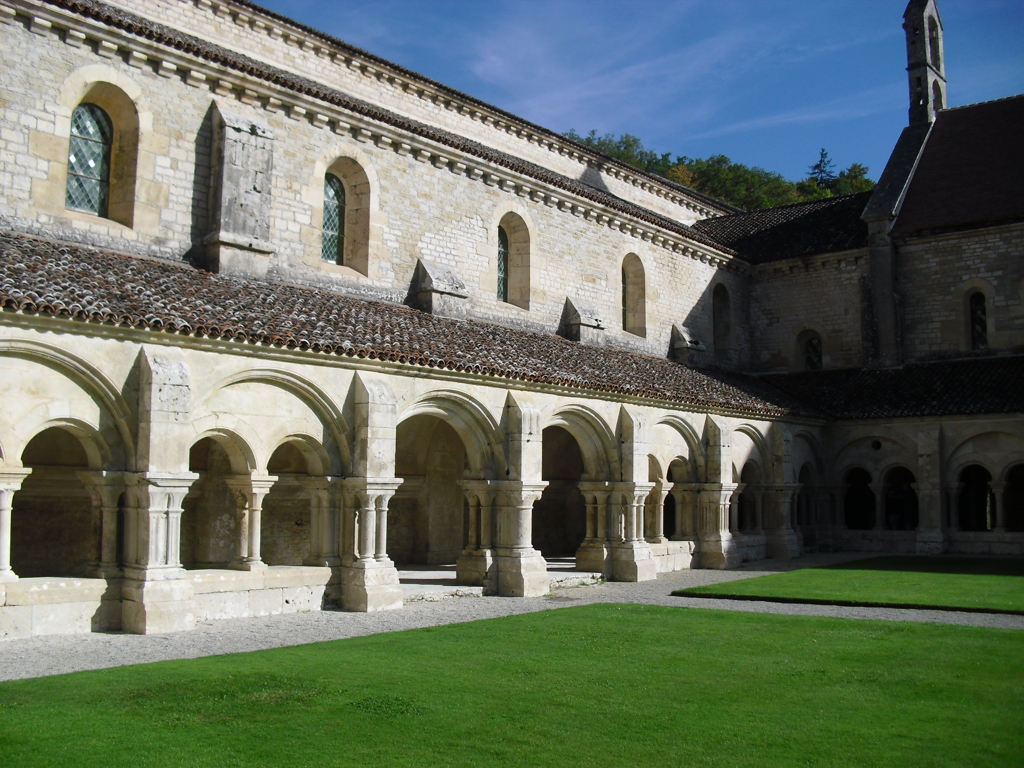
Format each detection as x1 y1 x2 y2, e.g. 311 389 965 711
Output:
696 483 739 569
871 482 885 531
645 484 669 544
225 475 275 570
0 469 32 583
78 471 127 578
576 481 612 575
608 482 657 582
762 484 802 559
671 484 700 540
338 478 403 612
301 476 340 566
456 480 498 590
493 481 550 597
121 472 199 634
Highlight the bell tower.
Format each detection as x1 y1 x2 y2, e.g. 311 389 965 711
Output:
904 0 946 125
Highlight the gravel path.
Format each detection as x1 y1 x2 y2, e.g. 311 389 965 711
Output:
2 553 1021 682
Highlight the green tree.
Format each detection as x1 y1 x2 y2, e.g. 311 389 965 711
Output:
807 148 837 188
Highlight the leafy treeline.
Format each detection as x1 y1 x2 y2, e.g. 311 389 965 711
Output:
564 129 875 211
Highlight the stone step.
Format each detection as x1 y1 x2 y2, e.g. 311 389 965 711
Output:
548 571 603 590
401 584 484 602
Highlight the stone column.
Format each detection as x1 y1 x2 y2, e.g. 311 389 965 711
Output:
645 484 669 544
338 478 403 612
225 476 275 570
763 483 802 559
671 484 700 540
493 481 550 597
696 483 739 569
576 481 612 575
457 480 498 589
608 482 657 582
0 469 32 583
78 471 127 578
121 472 199 634
301 476 340 566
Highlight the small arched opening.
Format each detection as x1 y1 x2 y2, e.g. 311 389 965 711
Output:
1003 464 1024 532
843 468 875 530
497 212 530 309
322 156 372 275
261 442 318 566
968 291 988 351
321 173 346 265
796 463 817 546
182 436 250 569
797 330 823 371
621 254 646 337
958 465 995 532
737 462 759 533
11 427 97 578
928 16 941 70
883 467 919 531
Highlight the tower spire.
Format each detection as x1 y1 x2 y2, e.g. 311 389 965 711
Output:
903 0 946 125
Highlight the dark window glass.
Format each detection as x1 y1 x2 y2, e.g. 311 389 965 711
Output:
322 174 345 264
66 103 113 216
969 292 987 350
804 335 822 370
497 225 509 302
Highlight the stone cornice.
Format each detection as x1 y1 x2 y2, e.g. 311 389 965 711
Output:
2 0 744 272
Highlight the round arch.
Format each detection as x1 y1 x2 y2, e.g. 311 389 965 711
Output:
398 390 505 479
544 404 617 481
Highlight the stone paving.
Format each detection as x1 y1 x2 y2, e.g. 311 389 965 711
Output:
1 553 1021 682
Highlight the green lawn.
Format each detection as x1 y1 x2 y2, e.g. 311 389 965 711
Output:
675 556 1024 612
1 604 1021 768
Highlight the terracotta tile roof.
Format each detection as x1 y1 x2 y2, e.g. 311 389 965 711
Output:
41 0 736 231
690 192 871 264
892 95 1024 236
762 357 1024 420
0 232 808 417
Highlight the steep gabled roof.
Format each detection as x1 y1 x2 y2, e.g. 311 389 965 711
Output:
892 94 1024 236
0 232 808 417
691 192 872 264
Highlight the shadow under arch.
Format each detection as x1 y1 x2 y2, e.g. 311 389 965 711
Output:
544 404 617 481
398 390 506 479
654 415 706 482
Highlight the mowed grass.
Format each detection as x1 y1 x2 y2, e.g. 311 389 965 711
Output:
675 556 1024 612
1 605 1022 768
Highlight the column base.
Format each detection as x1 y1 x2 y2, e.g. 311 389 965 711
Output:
0 569 18 583
121 577 195 634
611 541 657 582
575 541 612 576
228 559 268 571
765 529 801 559
698 533 741 569
495 548 549 597
340 560 403 612
456 550 496 592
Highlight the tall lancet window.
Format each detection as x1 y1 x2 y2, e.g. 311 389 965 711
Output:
969 292 988 350
322 173 346 264
497 225 509 302
66 103 113 217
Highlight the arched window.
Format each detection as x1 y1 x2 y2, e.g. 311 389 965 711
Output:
322 173 346 264
621 254 646 337
737 462 759 532
496 225 509 302
496 212 530 309
932 81 944 114
843 468 875 530
66 103 113 217
883 467 919 531
969 291 987 350
797 330 822 371
1004 464 1024 533
928 17 941 70
958 465 995 531
712 283 731 360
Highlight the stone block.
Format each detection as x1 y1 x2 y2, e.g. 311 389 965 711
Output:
0 605 33 640
188 569 265 593
30 601 96 636
194 590 250 621
93 599 123 632
5 577 110 606
282 585 325 613
248 588 283 617
122 598 196 635
263 565 331 589
340 563 403 612
495 551 549 597
121 578 194 604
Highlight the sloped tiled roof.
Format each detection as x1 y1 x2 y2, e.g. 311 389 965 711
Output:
762 357 1024 420
892 94 1024 236
691 192 872 264
0 232 808 417
39 0 736 234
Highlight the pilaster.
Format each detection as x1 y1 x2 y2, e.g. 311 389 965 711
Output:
0 469 32 583
696 483 740 569
493 481 550 597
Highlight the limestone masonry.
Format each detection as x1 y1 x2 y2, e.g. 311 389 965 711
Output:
0 0 1021 639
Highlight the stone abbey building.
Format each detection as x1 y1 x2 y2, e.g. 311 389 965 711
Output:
0 0 1021 638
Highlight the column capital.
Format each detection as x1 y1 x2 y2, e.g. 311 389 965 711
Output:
0 468 33 491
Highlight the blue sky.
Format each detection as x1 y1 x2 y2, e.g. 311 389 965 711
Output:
257 0 1024 182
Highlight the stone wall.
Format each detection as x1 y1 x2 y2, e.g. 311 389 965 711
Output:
897 223 1024 360
748 249 869 372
